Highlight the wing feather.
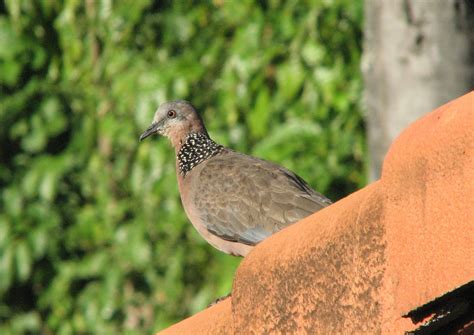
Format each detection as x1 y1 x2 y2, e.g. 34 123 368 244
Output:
193 151 331 245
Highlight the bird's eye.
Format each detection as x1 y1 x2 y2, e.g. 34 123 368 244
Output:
167 110 176 118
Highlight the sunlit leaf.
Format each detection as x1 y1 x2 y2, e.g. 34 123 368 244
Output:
15 240 32 282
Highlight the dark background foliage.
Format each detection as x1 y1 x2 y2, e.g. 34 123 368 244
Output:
0 0 364 333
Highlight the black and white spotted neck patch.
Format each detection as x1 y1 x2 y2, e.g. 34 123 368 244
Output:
177 132 224 176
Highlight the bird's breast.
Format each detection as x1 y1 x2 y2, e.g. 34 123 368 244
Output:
175 161 253 256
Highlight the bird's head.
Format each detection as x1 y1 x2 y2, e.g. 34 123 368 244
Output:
139 100 207 148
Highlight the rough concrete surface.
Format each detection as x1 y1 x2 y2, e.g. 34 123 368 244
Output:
158 92 474 334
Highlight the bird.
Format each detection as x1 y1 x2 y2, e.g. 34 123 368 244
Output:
140 100 332 257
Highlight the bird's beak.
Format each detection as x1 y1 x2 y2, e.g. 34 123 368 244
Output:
139 122 161 141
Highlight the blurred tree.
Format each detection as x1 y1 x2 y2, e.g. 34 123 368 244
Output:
0 0 364 333
363 0 474 180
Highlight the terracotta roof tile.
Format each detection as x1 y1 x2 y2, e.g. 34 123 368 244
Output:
160 297 232 334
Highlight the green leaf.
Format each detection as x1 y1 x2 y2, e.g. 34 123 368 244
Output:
276 60 305 101
15 241 32 282
0 217 10 247
247 87 270 138
0 245 13 292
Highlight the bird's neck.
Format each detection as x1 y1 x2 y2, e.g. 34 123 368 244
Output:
176 132 224 176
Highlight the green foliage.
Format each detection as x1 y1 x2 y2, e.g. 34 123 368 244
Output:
0 0 364 333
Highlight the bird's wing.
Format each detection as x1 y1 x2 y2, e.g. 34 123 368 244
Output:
193 151 331 246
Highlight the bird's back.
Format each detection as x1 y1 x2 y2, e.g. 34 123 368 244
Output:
188 149 331 247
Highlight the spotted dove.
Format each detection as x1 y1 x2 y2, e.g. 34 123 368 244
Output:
140 100 331 256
